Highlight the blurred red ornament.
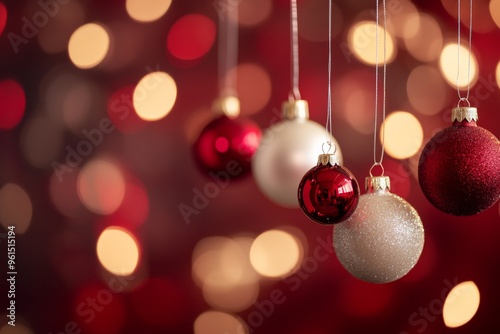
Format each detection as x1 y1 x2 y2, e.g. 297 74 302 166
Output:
298 154 360 225
418 107 500 216
192 106 261 179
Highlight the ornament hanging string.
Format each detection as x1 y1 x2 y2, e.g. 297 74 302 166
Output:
456 0 473 107
324 0 335 155
370 0 387 177
218 4 238 97
289 0 301 101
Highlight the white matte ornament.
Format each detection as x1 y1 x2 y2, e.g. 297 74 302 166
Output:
333 177 424 283
252 101 343 207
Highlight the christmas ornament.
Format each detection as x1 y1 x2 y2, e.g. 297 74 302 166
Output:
193 97 261 179
297 0 358 224
418 107 500 215
333 176 425 283
418 1 500 215
298 153 359 225
253 101 342 207
252 0 342 207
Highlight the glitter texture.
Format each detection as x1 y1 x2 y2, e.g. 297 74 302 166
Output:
418 122 500 216
333 190 424 284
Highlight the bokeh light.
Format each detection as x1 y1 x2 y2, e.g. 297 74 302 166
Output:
439 43 478 89
49 167 84 218
382 111 423 159
491 0 500 28
0 323 33 334
0 2 7 37
167 14 216 61
443 281 480 328
347 21 396 66
0 79 26 130
20 116 64 168
407 65 449 115
298 0 342 42
203 280 260 312
77 159 126 215
126 0 172 22
496 62 500 88
108 181 150 228
68 23 110 69
133 71 177 121
0 183 32 234
385 0 419 39
250 229 302 278
229 63 271 115
37 0 86 54
96 226 140 276
441 0 496 33
236 0 272 27
404 14 443 62
194 311 248 334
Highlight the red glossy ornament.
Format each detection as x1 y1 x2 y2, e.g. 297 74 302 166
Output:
193 114 261 179
418 107 500 216
298 154 360 225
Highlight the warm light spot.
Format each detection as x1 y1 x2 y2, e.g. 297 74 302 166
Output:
385 0 419 39
109 182 150 228
133 71 177 121
250 229 301 278
97 227 140 276
443 281 480 328
126 0 172 22
194 311 248 334
0 2 7 37
167 14 216 61
0 323 33 334
0 79 26 130
439 43 478 89
37 0 86 54
21 116 63 168
347 21 396 66
491 0 500 28
407 65 448 116
77 159 126 215
299 0 342 42
0 183 32 234
404 14 442 62
382 111 423 159
203 280 260 312
442 0 496 33
229 63 271 115
236 0 272 27
496 62 500 88
215 137 229 153
68 23 110 69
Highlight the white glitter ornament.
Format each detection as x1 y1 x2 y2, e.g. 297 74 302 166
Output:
333 176 424 283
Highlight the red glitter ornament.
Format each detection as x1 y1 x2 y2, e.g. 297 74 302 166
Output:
298 154 360 225
193 112 261 179
418 107 500 216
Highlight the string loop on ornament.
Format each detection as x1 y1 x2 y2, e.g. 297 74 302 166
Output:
324 0 334 144
322 141 337 155
218 0 238 98
457 97 471 108
369 163 385 177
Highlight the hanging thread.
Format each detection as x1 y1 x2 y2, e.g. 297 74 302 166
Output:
218 4 238 97
456 0 473 106
289 0 301 101
370 0 387 176
324 0 334 154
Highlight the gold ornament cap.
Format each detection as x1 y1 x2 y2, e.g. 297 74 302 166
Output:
451 107 477 122
317 154 341 166
282 100 309 120
212 96 240 118
365 176 391 192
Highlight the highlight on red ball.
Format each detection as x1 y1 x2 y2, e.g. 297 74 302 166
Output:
0 79 26 130
167 14 216 61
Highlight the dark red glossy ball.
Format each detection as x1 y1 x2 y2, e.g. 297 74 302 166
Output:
418 121 500 216
192 115 261 179
298 163 360 225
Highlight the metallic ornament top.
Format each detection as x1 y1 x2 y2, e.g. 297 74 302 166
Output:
451 107 478 123
365 176 390 192
281 100 309 121
317 153 341 166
